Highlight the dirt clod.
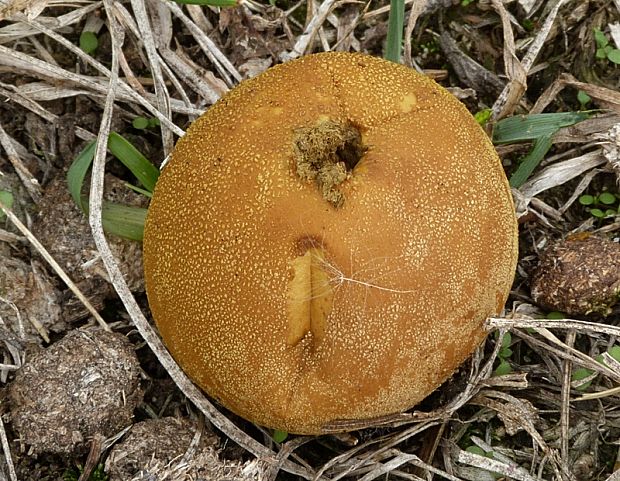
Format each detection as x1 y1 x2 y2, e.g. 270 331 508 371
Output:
105 417 258 481
0 255 64 343
8 328 143 455
531 235 620 316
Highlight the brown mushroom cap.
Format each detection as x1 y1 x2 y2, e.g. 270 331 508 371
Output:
143 52 518 434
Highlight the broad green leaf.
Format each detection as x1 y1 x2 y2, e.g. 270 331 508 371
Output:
577 90 591 106
384 0 404 63
107 133 159 193
599 192 616 205
102 202 147 240
546 311 566 320
0 190 14 220
466 446 486 456
609 346 620 362
594 28 609 48
272 430 288 443
79 31 98 55
499 347 513 358
493 360 513 376
67 136 155 241
608 49 620 64
509 133 553 188
67 140 97 210
579 194 595 206
590 208 605 218
596 48 608 60
474 108 492 126
132 117 150 130
492 112 591 144
500 332 511 349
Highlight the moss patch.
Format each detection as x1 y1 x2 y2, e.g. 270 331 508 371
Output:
293 119 365 207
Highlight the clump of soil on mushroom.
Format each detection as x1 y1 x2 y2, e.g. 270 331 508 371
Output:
293 119 365 207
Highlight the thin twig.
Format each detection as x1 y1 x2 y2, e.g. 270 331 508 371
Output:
0 121 42 204
0 413 17 481
129 0 173 155
281 0 340 61
560 330 576 473
487 317 620 338
402 0 429 70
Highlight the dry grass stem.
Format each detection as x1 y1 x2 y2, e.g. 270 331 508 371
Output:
129 0 173 155
0 44 186 133
164 1 241 84
0 411 17 481
281 0 339 60
159 47 226 105
490 0 527 120
402 0 428 70
0 228 23 243
0 121 41 204
560 330 576 475
487 317 620 338
515 150 607 216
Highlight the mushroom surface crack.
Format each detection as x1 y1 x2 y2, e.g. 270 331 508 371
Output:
293 119 365 207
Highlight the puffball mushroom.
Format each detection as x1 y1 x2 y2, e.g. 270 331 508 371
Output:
143 52 518 434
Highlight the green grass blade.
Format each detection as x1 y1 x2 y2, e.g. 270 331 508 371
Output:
509 133 553 188
81 195 147 241
107 133 160 193
384 0 404 63
492 112 591 144
172 0 237 5
0 190 14 220
102 202 147 241
67 140 97 210
124 182 153 198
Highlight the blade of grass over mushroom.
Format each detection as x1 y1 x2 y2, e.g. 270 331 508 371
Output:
509 133 553 188
492 112 592 144
107 132 159 193
384 0 404 63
